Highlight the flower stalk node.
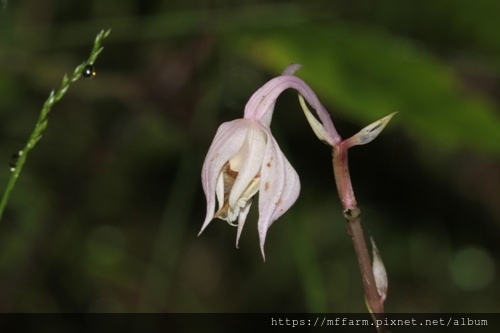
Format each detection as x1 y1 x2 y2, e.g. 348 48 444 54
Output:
343 206 361 221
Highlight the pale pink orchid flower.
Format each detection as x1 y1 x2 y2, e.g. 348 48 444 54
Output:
199 64 341 260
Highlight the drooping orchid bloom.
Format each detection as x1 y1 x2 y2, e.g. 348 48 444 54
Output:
199 64 341 260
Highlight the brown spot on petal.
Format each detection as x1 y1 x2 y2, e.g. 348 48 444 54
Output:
264 182 270 191
275 199 283 206
266 162 271 168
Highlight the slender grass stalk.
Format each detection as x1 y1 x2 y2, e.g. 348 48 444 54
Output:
0 29 111 222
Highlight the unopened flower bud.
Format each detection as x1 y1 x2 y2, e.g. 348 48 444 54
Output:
371 237 388 303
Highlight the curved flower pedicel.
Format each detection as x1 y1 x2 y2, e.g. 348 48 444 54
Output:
199 64 339 260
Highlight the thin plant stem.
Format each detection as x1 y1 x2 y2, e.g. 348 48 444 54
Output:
332 142 385 329
298 91 392 324
298 91 393 324
0 29 111 222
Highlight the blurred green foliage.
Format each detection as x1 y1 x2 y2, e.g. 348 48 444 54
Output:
238 25 500 154
0 0 499 314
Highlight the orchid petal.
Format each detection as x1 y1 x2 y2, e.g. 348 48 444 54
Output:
199 120 249 234
228 121 266 209
236 198 253 248
215 171 225 212
257 126 300 259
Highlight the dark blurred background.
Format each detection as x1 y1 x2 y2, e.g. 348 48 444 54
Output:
0 0 499 313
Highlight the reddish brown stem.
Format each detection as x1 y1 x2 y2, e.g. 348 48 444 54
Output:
332 143 385 318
